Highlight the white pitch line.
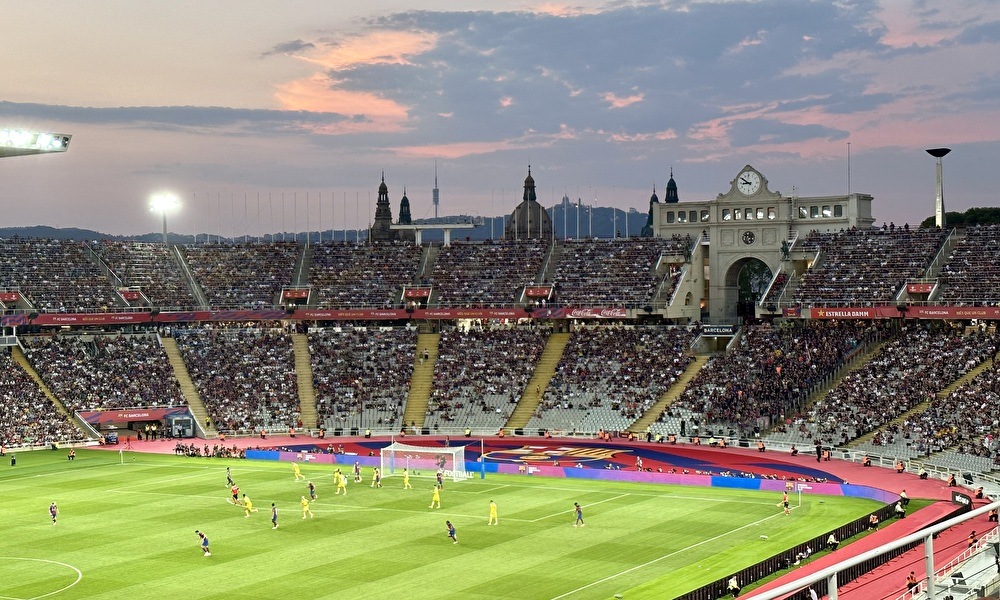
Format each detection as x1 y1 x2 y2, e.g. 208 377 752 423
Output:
548 507 796 600
530 493 630 523
0 556 83 600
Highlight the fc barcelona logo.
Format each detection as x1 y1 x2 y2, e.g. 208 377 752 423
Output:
482 445 628 464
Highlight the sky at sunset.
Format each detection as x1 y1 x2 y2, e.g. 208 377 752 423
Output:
1 0 998 238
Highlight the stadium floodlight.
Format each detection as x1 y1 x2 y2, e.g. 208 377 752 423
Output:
925 148 951 228
0 128 72 158
149 192 180 245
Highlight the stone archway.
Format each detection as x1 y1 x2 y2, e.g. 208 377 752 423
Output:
722 256 773 321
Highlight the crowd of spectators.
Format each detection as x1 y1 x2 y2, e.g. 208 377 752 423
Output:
525 325 693 433
21 333 186 412
673 320 883 433
938 224 1000 306
808 323 996 449
309 327 417 431
174 327 299 434
91 240 197 309
793 227 947 306
0 350 80 447
0 237 122 311
896 356 1000 458
181 242 300 308
309 242 424 308
552 237 690 308
428 240 549 306
426 324 549 430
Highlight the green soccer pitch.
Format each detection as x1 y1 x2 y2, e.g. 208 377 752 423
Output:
1 449 882 600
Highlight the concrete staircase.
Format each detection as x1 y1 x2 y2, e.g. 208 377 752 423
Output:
506 332 570 429
12 346 77 419
629 354 709 433
292 333 318 429
161 337 215 437
401 333 440 429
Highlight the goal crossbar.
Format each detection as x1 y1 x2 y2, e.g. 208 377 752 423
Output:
380 442 467 482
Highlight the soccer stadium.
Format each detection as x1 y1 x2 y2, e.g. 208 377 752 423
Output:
2 163 1000 600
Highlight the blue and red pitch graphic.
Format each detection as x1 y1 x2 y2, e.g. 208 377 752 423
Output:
268 437 842 483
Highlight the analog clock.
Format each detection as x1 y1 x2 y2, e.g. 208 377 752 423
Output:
736 170 761 196
742 230 756 245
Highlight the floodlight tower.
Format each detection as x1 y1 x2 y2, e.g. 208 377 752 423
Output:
926 148 951 228
149 192 180 244
0 128 72 158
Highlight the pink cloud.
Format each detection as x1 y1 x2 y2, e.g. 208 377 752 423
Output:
275 74 409 134
602 91 645 109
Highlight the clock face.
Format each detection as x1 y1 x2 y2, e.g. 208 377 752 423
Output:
742 230 756 245
737 170 761 196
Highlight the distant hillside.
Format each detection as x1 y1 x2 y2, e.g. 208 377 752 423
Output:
0 206 651 243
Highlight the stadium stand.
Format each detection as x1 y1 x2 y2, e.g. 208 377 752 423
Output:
793 227 948 306
0 350 80 448
309 241 423 308
90 240 197 309
0 237 121 311
310 327 417 432
523 325 693 434
938 223 1000 305
552 237 690 308
428 240 549 306
181 242 300 308
425 324 549 431
173 326 299 434
21 333 186 412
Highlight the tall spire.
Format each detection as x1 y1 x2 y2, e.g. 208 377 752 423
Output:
432 160 440 219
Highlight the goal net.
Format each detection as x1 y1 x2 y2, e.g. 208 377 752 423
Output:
380 442 468 482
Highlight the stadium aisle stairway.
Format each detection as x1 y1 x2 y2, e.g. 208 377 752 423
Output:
161 337 215 436
11 346 74 421
505 331 570 430
401 332 440 429
628 354 709 434
291 333 317 429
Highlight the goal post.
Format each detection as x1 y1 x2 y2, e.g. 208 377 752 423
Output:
381 442 468 482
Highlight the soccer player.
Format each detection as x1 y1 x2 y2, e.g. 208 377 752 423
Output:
334 470 347 495
195 530 211 556
293 462 305 481
446 520 458 544
436 469 444 489
230 484 242 506
49 502 58 525
779 491 790 516
271 503 279 529
573 502 584 527
300 496 314 519
243 494 258 517
371 468 382 488
488 500 498 525
353 461 362 483
402 468 412 489
226 466 234 487
429 486 441 509
307 481 317 501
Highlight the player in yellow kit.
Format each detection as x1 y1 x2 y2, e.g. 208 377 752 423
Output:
293 461 305 481
429 486 441 509
488 499 498 525
243 494 258 517
334 469 347 495
402 468 412 489
300 496 314 519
